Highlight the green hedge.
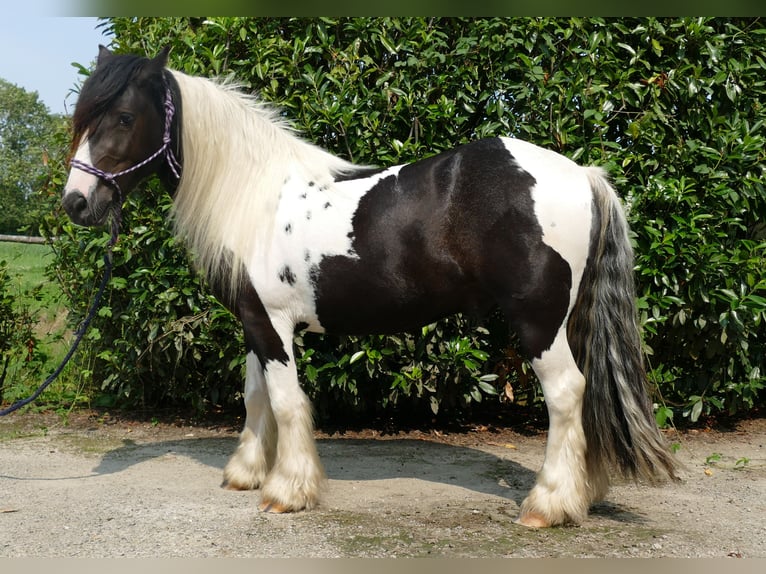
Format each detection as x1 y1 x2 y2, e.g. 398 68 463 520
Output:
40 17 765 424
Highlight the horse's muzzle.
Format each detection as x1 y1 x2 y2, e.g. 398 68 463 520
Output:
62 190 109 227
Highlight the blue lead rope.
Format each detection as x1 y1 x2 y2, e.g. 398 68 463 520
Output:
0 210 120 417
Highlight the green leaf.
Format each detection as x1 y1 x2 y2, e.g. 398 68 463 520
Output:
477 380 498 395
379 34 397 55
690 399 703 422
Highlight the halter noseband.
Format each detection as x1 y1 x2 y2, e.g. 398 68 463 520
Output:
70 84 182 198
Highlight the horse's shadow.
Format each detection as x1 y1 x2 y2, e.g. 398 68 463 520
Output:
91 435 645 524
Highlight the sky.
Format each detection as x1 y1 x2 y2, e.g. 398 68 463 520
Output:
0 15 110 115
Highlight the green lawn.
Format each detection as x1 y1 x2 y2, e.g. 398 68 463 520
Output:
0 241 55 290
0 240 62 321
1 240 79 410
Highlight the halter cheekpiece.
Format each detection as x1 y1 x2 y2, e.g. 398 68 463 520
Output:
70 82 182 197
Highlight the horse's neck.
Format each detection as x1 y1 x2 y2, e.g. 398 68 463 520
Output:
169 70 357 300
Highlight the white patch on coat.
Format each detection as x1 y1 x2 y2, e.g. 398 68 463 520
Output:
501 137 593 312
245 166 403 333
169 70 361 301
63 136 99 200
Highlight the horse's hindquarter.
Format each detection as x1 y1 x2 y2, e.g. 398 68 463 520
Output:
501 137 593 281
248 138 594 338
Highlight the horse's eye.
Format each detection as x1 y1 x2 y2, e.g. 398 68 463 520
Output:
118 112 134 127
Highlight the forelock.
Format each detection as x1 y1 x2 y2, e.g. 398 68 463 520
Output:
70 53 157 153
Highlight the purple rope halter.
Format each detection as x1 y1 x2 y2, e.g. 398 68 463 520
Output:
70 84 182 198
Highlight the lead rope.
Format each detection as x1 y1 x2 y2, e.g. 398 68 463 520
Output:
0 208 121 416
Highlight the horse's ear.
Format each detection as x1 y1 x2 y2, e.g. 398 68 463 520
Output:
151 45 171 69
96 44 113 67
139 46 170 82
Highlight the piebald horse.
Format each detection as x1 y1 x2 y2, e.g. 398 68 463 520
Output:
62 46 677 527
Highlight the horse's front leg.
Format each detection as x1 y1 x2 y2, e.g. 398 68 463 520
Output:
222 352 276 491
257 332 325 512
225 281 324 512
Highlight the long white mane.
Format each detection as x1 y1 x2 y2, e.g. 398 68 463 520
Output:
169 70 358 300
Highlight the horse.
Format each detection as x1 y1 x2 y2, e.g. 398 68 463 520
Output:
62 46 678 527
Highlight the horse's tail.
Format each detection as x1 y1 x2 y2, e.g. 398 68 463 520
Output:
567 167 679 484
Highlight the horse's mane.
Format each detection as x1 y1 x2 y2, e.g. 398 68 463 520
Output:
169 70 359 302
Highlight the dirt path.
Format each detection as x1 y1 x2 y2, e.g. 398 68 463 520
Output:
1 412 764 558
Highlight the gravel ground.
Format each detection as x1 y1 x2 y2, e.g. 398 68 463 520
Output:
1 411 764 558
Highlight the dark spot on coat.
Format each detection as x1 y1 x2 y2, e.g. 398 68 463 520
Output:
306 211 312 220
324 201 332 209
285 223 292 234
300 192 307 199
308 181 315 187
278 265 297 286
304 250 311 262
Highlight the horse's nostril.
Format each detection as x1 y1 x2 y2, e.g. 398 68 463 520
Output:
62 191 90 224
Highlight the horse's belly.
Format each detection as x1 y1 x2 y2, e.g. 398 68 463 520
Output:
307 252 489 335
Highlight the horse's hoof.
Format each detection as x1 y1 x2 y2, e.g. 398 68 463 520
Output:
222 480 248 491
259 499 292 513
515 512 551 528
221 474 262 490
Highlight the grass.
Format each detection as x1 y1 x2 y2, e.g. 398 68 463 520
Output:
0 240 83 411
0 240 66 331
0 241 53 288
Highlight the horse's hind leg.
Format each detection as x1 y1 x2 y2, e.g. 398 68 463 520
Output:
516 329 591 527
495 245 592 527
222 352 277 490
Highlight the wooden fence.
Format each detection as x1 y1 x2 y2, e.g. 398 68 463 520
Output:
0 235 49 245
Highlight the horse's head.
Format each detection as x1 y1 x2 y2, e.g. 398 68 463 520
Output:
62 45 181 226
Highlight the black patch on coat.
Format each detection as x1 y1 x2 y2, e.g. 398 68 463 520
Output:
310 137 572 360
284 223 292 234
236 281 290 366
